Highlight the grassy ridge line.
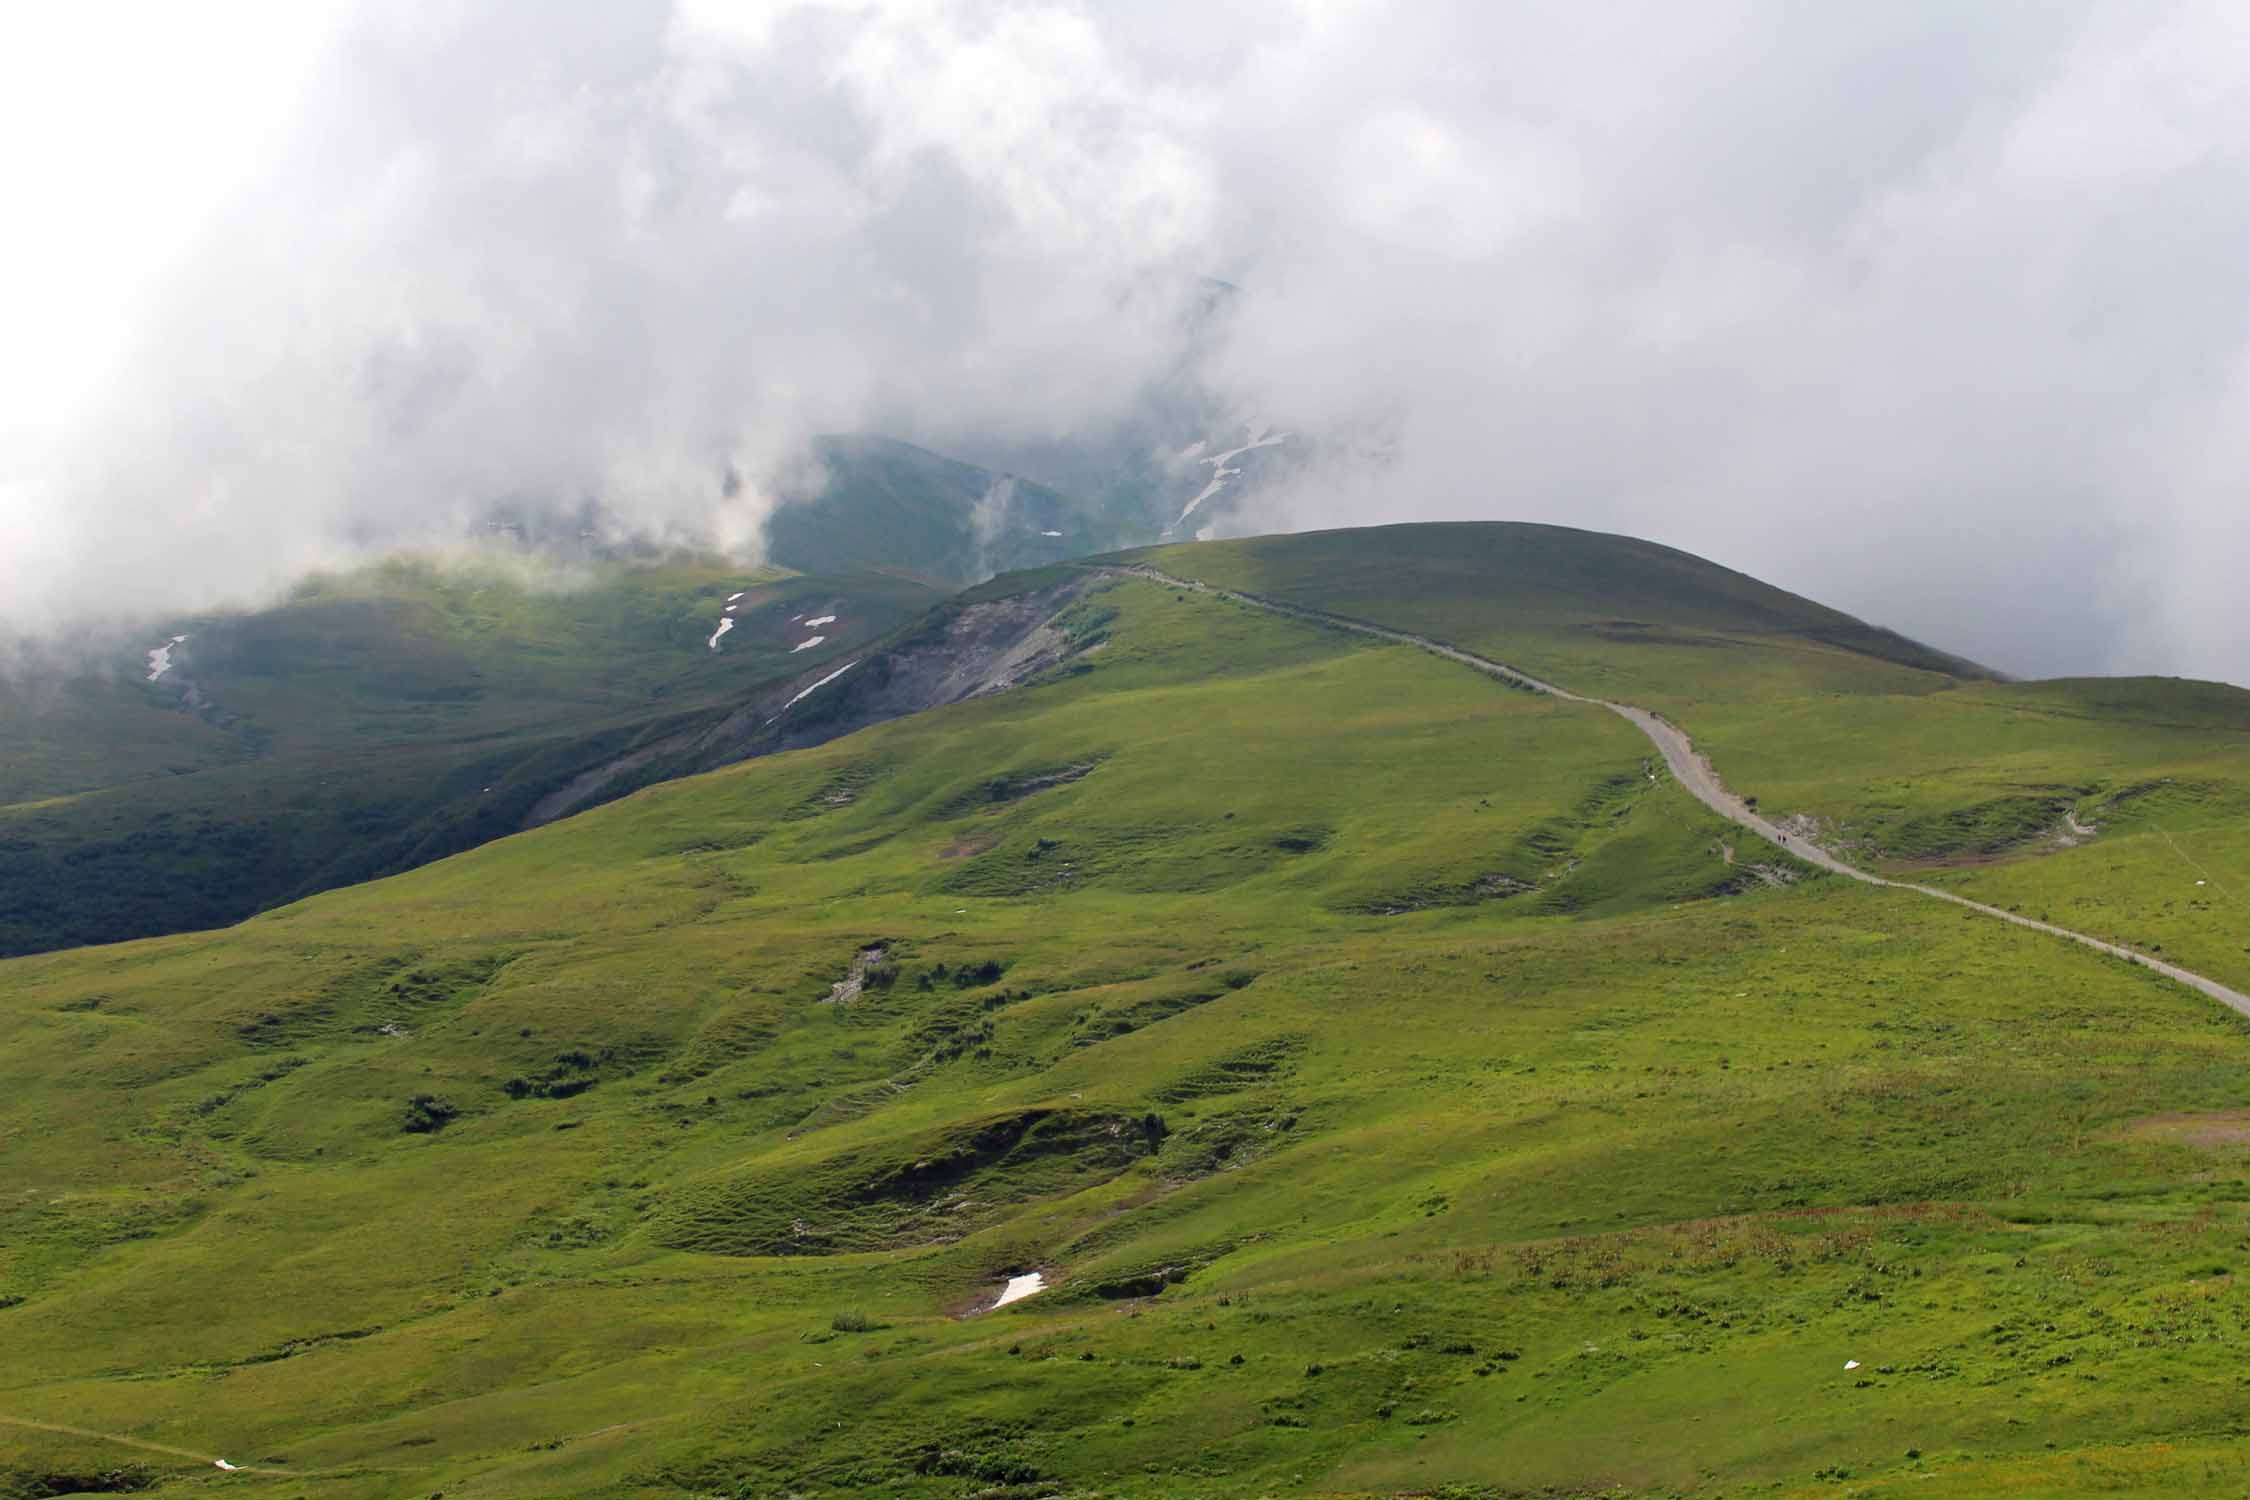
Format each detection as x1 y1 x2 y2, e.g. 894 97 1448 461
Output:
1095 563 2250 1023
1121 522 1992 714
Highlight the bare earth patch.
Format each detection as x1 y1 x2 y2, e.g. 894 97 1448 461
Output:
2121 1110 2250 1151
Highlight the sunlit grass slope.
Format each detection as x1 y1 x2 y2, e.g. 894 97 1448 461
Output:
1692 676 2250 991
0 555 940 955
5 567 2250 1497
1124 521 1990 711
1135 524 2250 992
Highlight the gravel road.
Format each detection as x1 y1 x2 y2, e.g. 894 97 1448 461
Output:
1104 564 2250 1022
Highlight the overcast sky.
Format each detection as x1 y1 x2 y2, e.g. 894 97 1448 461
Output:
5 1 2249 684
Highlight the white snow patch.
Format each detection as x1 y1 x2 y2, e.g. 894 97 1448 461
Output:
792 635 827 652
1041 529 1064 537
707 618 735 650
145 634 188 682
725 603 738 614
1175 471 1232 527
1843 1360 1861 1371
994 1271 1045 1308
769 659 858 721
726 591 745 603
214 1459 240 1471
1170 422 1290 532
803 614 837 628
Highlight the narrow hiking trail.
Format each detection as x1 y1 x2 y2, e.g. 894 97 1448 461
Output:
1099 565 2250 1023
2160 827 2236 905
0 1411 285 1476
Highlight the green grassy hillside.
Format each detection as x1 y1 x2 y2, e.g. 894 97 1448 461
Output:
1123 522 1993 711
5 415 1153 957
1687 677 2250 994
1133 524 2250 992
0 555 940 955
6 550 2250 1498
766 436 1129 589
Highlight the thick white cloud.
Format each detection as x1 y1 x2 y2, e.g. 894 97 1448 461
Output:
7 0 2250 683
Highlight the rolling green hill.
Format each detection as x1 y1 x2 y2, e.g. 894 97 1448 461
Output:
4 527 2250 1498
0 555 941 956
1122 521 1994 709
1135 524 2250 993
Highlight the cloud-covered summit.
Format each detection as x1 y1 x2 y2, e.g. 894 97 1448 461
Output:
7 1 2250 684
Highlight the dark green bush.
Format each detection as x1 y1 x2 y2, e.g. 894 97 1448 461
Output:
401 1094 459 1133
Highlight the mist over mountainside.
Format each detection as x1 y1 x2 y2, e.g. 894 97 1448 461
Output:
0 555 942 955
0 420 1277 957
929 277 1311 546
0 512 2001 959
766 436 1111 588
11 7 2250 1496
11 3 2250 682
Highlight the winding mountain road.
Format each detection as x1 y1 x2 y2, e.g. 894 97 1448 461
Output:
1100 565 2250 1022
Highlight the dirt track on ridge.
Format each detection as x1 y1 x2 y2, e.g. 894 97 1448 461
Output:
1098 564 2250 1023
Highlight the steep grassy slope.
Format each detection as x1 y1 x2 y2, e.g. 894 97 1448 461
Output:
0 556 940 955
6 564 2250 1498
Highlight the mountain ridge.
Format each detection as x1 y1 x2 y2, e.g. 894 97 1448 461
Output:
2 527 2247 1497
